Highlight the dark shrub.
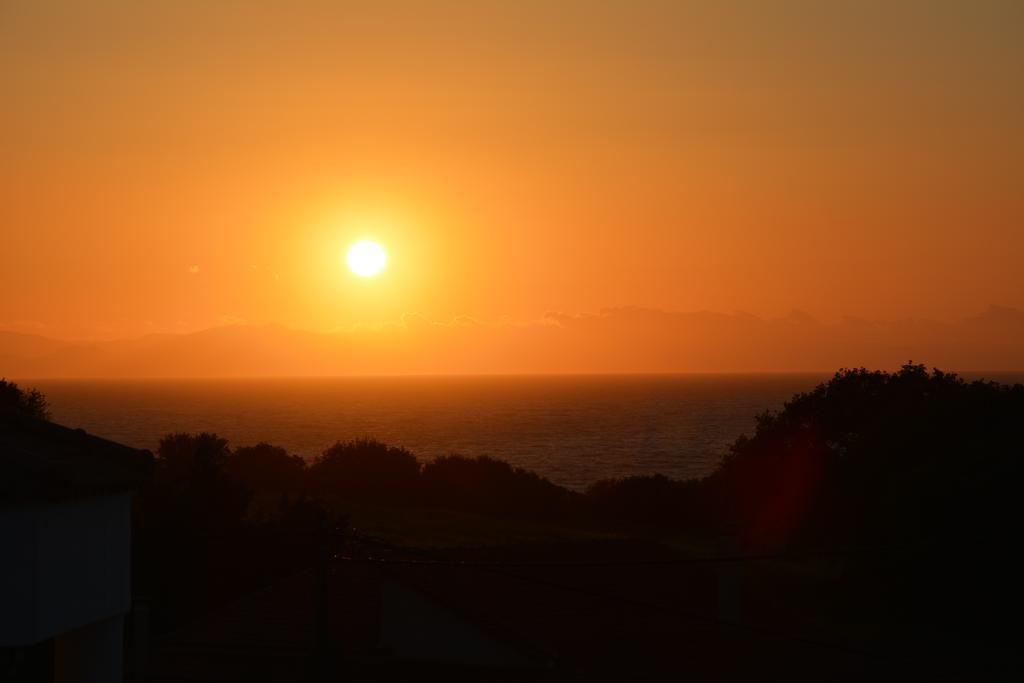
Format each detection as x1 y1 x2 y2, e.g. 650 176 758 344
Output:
0 378 50 420
584 474 701 528
699 364 1024 632
711 364 1024 549
151 432 250 528
308 438 421 503
421 454 575 520
227 442 307 499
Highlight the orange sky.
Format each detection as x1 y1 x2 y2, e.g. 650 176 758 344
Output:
2 1 1023 349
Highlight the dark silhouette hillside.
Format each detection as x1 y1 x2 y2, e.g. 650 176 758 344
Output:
10 366 1020 673
5 306 1024 376
128 365 1024 565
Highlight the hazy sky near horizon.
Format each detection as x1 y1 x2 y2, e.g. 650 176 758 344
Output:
3 0 1023 342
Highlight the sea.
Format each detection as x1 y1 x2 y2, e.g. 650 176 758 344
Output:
26 374 828 490
26 372 1022 490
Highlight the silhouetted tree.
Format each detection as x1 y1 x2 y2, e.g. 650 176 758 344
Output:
421 454 576 519
690 363 1024 633
135 435 326 633
226 442 307 500
308 438 421 503
708 364 1023 546
0 378 50 420
151 432 250 528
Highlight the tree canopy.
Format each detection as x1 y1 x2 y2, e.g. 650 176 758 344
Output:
0 378 50 420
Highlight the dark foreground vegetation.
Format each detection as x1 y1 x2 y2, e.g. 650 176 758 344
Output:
0 378 50 420
3 365 1022 675
114 366 1024 640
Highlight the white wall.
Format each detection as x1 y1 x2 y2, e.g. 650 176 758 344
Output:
0 494 132 647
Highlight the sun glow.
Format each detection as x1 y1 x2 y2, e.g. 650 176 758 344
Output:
346 240 387 277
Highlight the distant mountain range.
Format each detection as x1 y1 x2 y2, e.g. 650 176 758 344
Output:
3 306 1024 377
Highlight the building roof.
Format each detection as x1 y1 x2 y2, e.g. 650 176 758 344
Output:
0 411 153 506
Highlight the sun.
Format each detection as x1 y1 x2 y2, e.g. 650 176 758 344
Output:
346 240 387 277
